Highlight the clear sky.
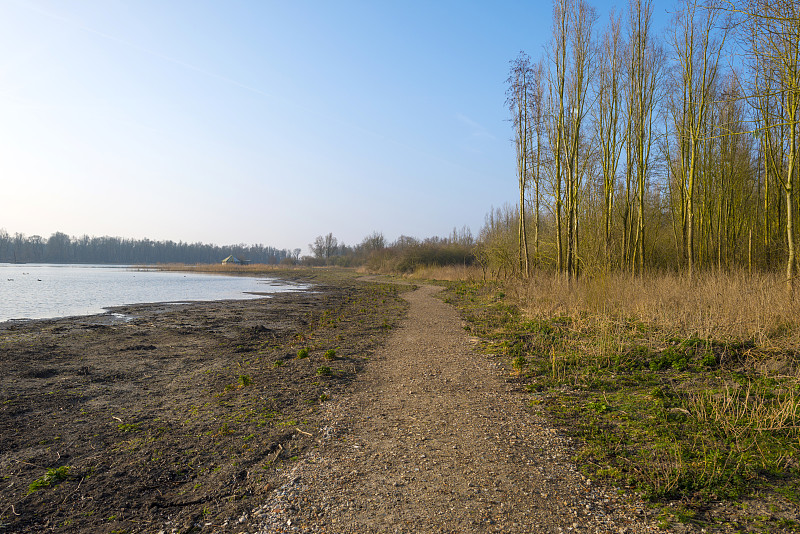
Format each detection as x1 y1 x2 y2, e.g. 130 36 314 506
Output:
0 0 666 251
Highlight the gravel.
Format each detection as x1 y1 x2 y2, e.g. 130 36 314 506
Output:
244 285 661 533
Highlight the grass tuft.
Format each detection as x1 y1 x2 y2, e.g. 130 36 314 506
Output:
442 270 800 528
28 466 70 494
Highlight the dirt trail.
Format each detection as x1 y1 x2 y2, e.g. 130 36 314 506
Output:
252 285 655 533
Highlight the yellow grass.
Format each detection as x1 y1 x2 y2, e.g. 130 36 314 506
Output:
508 269 799 347
401 265 485 282
144 263 298 274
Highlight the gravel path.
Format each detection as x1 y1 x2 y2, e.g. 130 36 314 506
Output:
248 284 659 533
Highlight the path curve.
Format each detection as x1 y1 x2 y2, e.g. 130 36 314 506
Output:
251 284 655 533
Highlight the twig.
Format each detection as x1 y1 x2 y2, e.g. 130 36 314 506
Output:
295 427 313 437
11 505 20 516
10 459 46 469
111 416 123 423
268 444 283 463
61 477 85 505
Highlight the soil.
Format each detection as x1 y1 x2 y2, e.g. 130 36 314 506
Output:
0 278 407 533
246 284 658 533
0 277 667 533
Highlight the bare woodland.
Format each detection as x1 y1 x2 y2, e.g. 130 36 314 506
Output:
498 0 800 297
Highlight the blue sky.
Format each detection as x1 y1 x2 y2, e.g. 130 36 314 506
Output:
0 0 667 251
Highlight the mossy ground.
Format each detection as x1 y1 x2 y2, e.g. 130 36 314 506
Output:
442 280 800 532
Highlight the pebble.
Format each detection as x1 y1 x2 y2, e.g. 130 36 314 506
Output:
245 285 660 534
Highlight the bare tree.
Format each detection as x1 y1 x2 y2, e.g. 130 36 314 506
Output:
309 233 338 262
625 0 663 274
668 0 729 280
595 10 625 270
544 0 596 279
742 0 800 297
549 0 571 274
531 58 547 268
562 0 597 280
507 52 534 277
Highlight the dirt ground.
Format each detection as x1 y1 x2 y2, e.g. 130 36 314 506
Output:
13 276 763 533
0 278 407 533
245 284 658 534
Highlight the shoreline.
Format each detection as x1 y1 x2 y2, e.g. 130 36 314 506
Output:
0 264 308 326
0 277 408 532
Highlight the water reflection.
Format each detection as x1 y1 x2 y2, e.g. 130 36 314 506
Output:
0 264 306 322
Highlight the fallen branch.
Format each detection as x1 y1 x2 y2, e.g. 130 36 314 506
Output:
295 427 313 437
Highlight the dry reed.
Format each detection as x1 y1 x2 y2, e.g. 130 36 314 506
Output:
508 269 799 348
688 382 800 436
145 263 293 274
401 265 485 282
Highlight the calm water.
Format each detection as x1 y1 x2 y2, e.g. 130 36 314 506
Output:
0 264 306 323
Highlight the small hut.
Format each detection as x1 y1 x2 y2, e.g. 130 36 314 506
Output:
221 255 243 265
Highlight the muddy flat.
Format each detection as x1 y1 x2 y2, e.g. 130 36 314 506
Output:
250 284 655 533
0 279 406 532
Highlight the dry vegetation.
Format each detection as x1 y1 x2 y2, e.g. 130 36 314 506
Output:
482 4 800 526
140 263 299 275
388 265 486 283
510 269 800 346
440 269 800 531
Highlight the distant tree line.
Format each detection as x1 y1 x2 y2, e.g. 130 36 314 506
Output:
500 0 800 296
303 227 476 271
0 227 478 270
0 229 299 265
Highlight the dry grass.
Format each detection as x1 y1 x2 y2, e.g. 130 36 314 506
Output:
688 382 800 435
150 264 375 286
400 265 485 282
145 263 295 274
508 269 800 348
442 270 800 515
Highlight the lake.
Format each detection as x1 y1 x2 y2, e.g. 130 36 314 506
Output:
0 264 306 323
